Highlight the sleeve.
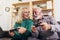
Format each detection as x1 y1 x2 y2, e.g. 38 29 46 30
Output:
49 16 60 32
14 22 21 29
14 22 21 35
51 25 60 32
31 27 40 38
49 16 58 25
32 30 39 38
23 30 32 37
23 20 34 37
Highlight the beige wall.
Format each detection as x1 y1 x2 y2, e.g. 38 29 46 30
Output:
0 0 60 30
54 0 60 21
0 0 18 31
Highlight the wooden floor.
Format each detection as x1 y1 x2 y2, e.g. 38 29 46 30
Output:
0 38 11 40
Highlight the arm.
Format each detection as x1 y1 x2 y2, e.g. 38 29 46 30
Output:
47 16 60 32
49 16 58 25
31 26 40 38
14 22 21 29
40 15 60 32
23 20 34 36
9 22 21 37
50 25 60 32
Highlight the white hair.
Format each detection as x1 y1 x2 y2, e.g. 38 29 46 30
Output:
33 6 42 12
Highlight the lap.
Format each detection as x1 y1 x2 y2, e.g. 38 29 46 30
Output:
27 37 40 40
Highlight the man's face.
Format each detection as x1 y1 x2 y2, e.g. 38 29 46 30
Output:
33 8 42 15
33 8 43 19
33 8 39 15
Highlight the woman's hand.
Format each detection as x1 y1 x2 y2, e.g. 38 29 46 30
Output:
18 27 27 34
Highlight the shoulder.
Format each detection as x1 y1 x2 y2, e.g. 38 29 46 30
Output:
28 19 34 22
28 19 34 24
15 22 20 25
43 15 53 18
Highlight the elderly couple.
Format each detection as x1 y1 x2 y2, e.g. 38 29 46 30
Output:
9 7 60 40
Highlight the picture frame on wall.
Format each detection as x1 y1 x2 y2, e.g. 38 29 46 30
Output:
5 7 10 12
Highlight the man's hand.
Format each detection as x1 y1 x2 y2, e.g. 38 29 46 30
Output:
9 31 15 37
40 22 51 31
18 27 27 34
32 26 37 32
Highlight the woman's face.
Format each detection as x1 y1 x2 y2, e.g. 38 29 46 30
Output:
22 8 29 19
22 12 29 19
